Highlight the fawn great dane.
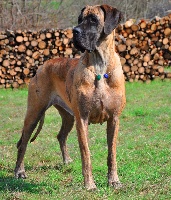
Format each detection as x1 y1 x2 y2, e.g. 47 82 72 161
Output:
14 4 126 190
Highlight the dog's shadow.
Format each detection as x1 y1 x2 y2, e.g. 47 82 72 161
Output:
0 176 43 194
0 163 71 195
0 166 56 195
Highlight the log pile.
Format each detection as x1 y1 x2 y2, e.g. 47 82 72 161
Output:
0 14 171 88
0 29 78 88
115 15 171 82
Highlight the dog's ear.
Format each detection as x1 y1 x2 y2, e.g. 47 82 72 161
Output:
78 7 86 24
100 5 122 35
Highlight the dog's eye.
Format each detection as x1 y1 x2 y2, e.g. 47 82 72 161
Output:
90 16 97 24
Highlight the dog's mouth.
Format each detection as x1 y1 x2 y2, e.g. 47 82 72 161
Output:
73 37 95 53
73 37 86 53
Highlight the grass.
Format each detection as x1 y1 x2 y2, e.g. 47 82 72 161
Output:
164 66 171 72
164 66 171 73
0 80 171 200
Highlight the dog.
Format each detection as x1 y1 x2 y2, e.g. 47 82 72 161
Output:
14 4 126 190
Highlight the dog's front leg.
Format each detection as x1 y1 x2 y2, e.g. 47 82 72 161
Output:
75 116 96 190
107 116 122 189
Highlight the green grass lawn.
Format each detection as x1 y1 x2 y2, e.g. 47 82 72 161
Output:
0 80 171 200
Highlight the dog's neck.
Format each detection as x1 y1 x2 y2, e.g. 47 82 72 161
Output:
86 31 116 75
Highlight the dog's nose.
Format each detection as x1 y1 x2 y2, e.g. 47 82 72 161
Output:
73 27 82 35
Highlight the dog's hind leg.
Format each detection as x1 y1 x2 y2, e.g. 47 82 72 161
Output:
55 105 74 164
14 103 47 179
14 78 50 179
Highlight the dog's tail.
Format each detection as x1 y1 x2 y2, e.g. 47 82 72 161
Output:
30 114 45 143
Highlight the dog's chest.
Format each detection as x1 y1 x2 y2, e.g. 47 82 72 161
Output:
76 76 122 124
70 63 124 124
89 82 121 123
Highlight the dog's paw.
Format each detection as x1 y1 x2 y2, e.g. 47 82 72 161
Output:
109 181 122 189
64 157 73 164
85 182 97 191
15 170 27 179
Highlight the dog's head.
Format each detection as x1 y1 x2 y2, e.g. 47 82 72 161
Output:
73 5 122 53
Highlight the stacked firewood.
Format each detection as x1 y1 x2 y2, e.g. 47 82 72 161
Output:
0 29 78 88
0 14 171 88
115 14 171 82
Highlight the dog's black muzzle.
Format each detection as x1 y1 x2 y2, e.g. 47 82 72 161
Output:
73 26 85 53
73 27 82 36
73 26 95 53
